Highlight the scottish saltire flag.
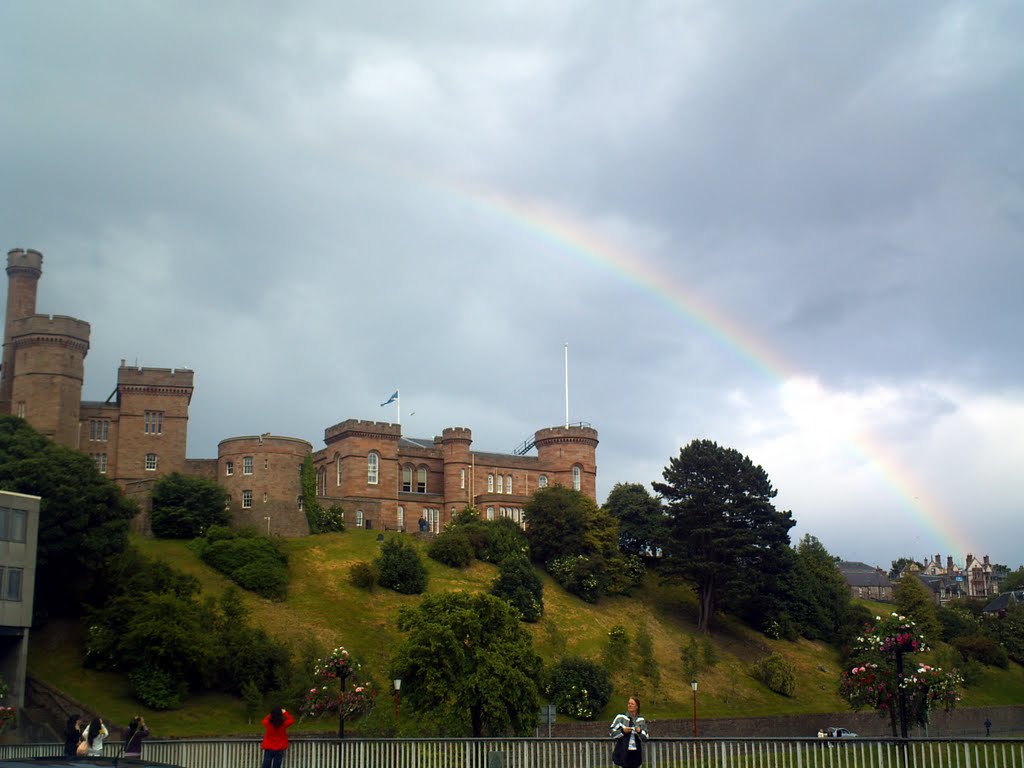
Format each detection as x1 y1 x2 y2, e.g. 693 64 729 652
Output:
380 390 399 406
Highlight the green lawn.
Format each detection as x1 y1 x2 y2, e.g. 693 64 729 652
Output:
26 531 1024 736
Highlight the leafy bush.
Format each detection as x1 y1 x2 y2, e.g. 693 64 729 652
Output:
349 561 378 590
428 530 475 568
489 554 544 622
602 625 630 671
953 633 1009 668
547 554 603 603
150 472 230 539
478 518 530 564
128 665 188 710
197 529 289 600
375 536 428 595
544 657 612 721
752 653 796 697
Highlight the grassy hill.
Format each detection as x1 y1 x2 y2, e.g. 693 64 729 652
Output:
26 530 1024 737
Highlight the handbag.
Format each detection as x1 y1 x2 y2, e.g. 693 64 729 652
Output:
611 734 627 766
76 740 88 756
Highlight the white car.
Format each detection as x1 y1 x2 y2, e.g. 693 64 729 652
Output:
827 727 858 738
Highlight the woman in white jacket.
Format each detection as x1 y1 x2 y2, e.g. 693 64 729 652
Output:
609 695 648 767
81 717 109 757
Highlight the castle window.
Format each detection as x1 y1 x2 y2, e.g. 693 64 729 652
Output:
15 402 25 419
244 456 253 475
538 474 548 488
89 419 109 442
417 467 427 493
298 495 304 512
336 456 342 487
487 474 494 493
356 510 364 528
368 452 379 485
93 453 108 474
144 411 164 435
145 453 158 471
226 461 234 476
486 506 494 521
264 458 269 470
402 465 413 493
497 474 503 494
4 568 23 601
263 492 268 503
572 465 581 491
506 475 513 494
460 469 466 489
242 490 253 508
397 505 405 530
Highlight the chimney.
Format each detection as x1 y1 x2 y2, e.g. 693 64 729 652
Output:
984 555 990 566
935 553 941 565
947 556 954 572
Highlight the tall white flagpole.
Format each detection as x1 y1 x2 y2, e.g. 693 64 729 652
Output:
396 388 401 427
564 343 569 428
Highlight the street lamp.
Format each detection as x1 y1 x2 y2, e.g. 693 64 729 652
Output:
394 678 402 723
691 679 699 738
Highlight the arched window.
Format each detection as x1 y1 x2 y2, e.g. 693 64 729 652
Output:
506 474 513 494
487 474 494 493
402 464 413 492
572 465 581 491
417 466 427 493
397 505 405 530
336 455 342 487
497 474 503 494
538 474 548 488
367 452 379 485
356 510 364 527
145 453 157 471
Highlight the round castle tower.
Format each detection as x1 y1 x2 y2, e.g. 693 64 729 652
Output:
534 424 599 498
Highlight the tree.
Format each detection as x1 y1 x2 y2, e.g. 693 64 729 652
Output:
150 471 230 539
300 454 325 532
889 557 918 580
894 575 942 649
375 536 428 594
1000 566 1024 592
603 482 665 563
787 535 851 643
544 657 612 721
0 416 137 616
652 439 795 633
489 553 544 622
391 592 541 736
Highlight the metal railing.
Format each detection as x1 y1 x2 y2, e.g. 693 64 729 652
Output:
1 737 1022 768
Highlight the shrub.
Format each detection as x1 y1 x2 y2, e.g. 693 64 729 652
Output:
545 657 612 721
128 665 188 710
428 530 475 568
602 625 630 671
349 561 379 590
547 555 603 602
199 530 289 600
375 536 428 595
636 623 659 686
752 653 796 697
953 633 1009 668
150 472 230 539
489 554 544 622
478 518 530 564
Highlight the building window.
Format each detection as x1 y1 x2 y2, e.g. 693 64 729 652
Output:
538 474 548 488
226 461 234 476
497 474 503 494
402 465 413 493
242 490 253 508
460 469 466 489
92 453 108 474
506 475 513 494
0 508 27 543
397 505 404 531
417 467 427 494
89 419 109 442
336 456 342 488
572 465 581 491
298 495 304 512
144 410 164 435
264 458 269 470
4 567 23 601
16 402 25 418
356 510 364 528
263 492 268 503
145 453 157 471
319 468 326 496
486 506 494 521
243 456 254 475
368 452 379 485
487 474 494 493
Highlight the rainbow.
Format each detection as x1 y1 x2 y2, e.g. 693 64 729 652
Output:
426 175 971 559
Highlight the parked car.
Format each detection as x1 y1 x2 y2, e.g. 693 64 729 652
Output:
826 727 858 738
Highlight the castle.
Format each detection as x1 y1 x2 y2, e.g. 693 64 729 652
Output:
0 249 598 536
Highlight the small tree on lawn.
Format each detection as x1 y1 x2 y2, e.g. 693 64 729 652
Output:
299 646 376 738
840 612 962 736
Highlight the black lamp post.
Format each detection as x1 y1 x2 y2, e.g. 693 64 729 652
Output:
394 678 402 723
691 678 699 738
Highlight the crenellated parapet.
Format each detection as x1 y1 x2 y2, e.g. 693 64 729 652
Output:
6 248 43 278
10 314 91 354
324 418 401 444
534 424 599 449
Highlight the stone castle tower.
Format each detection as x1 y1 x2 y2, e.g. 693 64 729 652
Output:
1 249 91 446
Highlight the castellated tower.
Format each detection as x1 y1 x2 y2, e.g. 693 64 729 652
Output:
534 424 599 499
2 249 91 447
441 427 473 508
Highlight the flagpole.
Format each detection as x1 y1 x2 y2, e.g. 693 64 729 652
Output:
396 388 401 427
564 343 569 428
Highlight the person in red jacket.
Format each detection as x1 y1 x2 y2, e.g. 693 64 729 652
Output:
260 706 295 768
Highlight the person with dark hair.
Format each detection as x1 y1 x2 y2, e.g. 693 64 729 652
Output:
62 714 82 757
260 705 294 768
81 716 109 756
609 695 648 768
123 715 150 758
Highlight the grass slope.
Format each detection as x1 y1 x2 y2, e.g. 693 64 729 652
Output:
27 530 1024 737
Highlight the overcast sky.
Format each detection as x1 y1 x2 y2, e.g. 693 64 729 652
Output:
3 1 1022 570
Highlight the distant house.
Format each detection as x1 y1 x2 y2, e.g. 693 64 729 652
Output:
837 561 893 601
983 589 1024 615
0 490 40 709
